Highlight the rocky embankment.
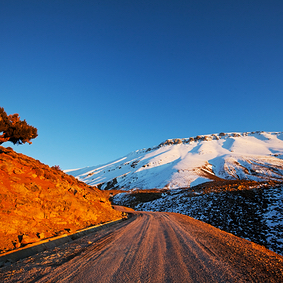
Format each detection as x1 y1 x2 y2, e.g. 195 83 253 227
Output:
0 146 122 254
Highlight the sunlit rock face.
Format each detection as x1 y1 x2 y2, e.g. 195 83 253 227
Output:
0 146 122 254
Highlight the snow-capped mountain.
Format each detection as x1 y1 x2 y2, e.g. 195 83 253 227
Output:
66 131 283 255
66 131 283 190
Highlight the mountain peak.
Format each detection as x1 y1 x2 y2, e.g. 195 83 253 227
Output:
67 131 283 191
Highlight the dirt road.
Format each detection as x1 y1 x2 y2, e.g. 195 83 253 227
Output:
1 209 283 282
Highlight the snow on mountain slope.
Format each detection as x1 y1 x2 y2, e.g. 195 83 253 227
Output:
66 131 283 190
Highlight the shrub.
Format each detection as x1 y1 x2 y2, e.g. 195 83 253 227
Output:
52 165 62 171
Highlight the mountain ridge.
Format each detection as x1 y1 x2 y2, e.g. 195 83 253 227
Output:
67 131 283 191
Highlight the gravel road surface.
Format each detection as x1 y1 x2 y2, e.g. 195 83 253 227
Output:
1 208 283 282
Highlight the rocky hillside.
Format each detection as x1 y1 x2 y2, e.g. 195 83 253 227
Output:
0 146 122 254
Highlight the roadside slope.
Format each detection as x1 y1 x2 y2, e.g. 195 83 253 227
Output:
0 146 122 254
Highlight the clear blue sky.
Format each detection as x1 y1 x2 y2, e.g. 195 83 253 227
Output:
1 0 282 169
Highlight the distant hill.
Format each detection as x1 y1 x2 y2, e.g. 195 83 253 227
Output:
0 146 122 254
67 131 283 190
